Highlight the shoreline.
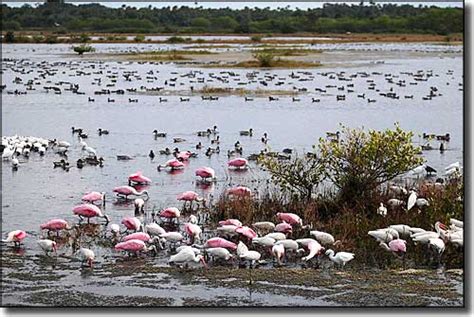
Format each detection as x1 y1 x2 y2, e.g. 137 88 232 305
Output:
2 32 463 45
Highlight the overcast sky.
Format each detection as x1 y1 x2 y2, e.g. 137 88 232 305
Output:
3 1 464 9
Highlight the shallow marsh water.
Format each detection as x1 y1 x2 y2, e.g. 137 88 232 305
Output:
1 41 463 306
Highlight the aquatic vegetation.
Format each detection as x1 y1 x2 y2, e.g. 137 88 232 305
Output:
319 123 424 205
72 44 95 55
233 58 322 68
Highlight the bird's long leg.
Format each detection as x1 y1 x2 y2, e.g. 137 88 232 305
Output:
248 262 253 286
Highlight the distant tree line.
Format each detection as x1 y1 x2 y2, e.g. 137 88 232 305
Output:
1 2 463 35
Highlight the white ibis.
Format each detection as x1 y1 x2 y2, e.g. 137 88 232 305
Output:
325 249 355 269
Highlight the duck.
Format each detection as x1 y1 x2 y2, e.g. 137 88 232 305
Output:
423 132 436 139
211 136 220 144
240 128 253 136
159 148 171 155
173 137 186 143
98 128 109 135
326 131 340 139
76 158 85 169
421 144 433 151
149 150 155 160
261 132 268 144
71 127 83 134
85 156 104 166
197 130 211 137
153 130 167 138
53 159 68 168
117 155 133 161
436 133 450 141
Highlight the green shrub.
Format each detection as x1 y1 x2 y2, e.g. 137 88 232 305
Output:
250 35 262 42
80 33 90 43
72 44 95 55
319 123 424 205
253 51 276 67
259 153 326 201
45 35 59 44
166 36 186 43
4 31 15 43
134 34 145 42
32 35 45 42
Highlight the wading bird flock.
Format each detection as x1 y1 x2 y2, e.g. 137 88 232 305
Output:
1 47 463 272
1 151 463 271
1 120 463 271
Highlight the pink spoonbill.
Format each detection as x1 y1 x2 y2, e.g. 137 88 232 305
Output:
300 240 325 263
121 216 142 232
275 222 293 234
2 230 27 247
218 219 242 227
73 204 110 224
195 167 216 182
40 219 71 236
276 212 303 226
113 185 149 200
82 191 106 206
175 151 193 162
157 159 184 172
177 191 205 209
228 158 248 170
115 239 156 256
159 207 181 224
128 171 152 186
380 239 407 257
122 232 153 243
235 226 258 240
184 223 202 244
227 186 252 197
203 237 237 251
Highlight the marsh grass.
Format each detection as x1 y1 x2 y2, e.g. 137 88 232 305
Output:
251 48 324 56
141 49 216 55
233 59 321 68
196 86 299 96
212 179 463 269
